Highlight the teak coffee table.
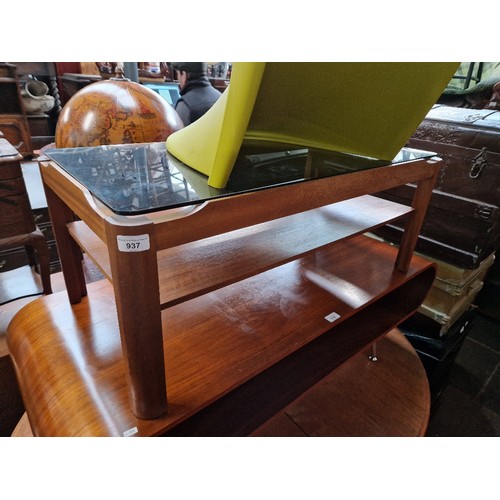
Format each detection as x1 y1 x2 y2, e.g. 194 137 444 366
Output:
8 142 439 436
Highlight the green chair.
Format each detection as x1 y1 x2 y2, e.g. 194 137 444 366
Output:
166 62 458 188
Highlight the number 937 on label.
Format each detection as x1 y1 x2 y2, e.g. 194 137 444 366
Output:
117 234 151 252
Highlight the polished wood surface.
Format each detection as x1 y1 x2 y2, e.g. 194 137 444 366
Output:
251 328 430 437
11 328 430 437
39 154 440 254
36 151 440 419
11 412 33 437
68 195 413 308
104 219 167 419
7 235 435 436
1 294 37 357
1 256 98 357
43 183 86 303
395 172 439 272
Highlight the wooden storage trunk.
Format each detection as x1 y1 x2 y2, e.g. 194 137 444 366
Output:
410 105 500 206
375 185 499 269
375 104 500 269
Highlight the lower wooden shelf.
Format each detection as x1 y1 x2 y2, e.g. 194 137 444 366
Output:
68 194 413 308
7 234 435 436
12 328 430 437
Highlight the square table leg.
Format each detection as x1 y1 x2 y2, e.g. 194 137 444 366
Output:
104 221 168 419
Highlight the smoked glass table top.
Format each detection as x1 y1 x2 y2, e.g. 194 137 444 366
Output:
44 142 436 216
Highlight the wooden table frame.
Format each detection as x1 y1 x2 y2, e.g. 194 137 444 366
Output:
37 148 441 422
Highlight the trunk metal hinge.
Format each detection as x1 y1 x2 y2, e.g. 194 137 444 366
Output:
469 148 488 179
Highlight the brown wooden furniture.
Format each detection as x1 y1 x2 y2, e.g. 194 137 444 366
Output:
1 254 101 358
13 62 61 151
8 241 435 436
251 328 430 437
0 159 61 275
0 63 32 157
60 73 102 101
7 143 440 436
0 137 51 302
11 327 430 437
11 412 33 436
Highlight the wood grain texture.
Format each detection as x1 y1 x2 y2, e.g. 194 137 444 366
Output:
7 235 435 436
1 255 98 357
152 158 440 250
28 149 440 435
251 329 430 437
11 412 33 437
68 195 413 308
395 160 441 272
43 184 86 303
11 326 431 438
104 220 167 419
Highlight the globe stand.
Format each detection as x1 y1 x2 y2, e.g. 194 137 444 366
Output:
110 63 129 82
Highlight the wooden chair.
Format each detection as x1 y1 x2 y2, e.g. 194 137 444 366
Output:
0 230 52 301
1 137 52 304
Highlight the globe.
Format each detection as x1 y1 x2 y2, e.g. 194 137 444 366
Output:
55 78 184 148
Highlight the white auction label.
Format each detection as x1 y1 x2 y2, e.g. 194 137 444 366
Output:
117 234 150 252
123 426 138 437
325 311 341 323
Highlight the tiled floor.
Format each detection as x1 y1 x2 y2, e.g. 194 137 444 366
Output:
425 311 500 436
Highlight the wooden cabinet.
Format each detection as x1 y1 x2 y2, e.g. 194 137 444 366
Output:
0 64 32 157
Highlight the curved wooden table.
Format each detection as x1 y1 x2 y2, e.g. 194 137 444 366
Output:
251 328 430 437
12 326 430 437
